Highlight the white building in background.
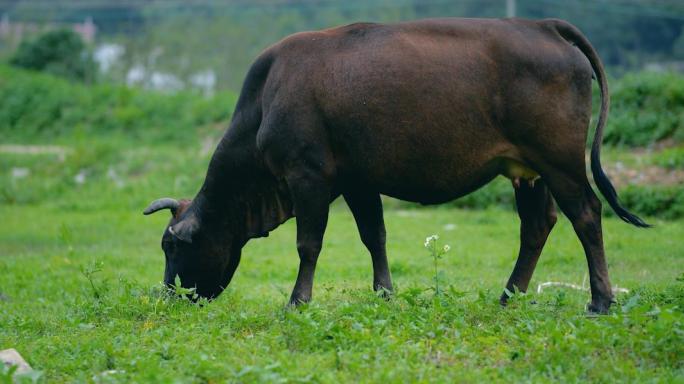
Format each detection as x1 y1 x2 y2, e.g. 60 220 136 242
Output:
94 43 125 73
149 71 184 92
189 70 217 97
125 64 146 86
125 66 216 94
125 64 184 93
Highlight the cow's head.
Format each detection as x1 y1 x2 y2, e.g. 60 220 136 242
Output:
143 197 242 300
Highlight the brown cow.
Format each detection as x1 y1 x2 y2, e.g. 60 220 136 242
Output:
144 18 648 314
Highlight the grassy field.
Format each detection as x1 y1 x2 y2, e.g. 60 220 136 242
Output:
1 66 683 383
1 136 683 383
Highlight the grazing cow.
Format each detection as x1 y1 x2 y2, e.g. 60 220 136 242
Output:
144 18 648 314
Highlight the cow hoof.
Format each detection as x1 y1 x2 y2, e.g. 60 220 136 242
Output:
499 293 510 307
374 286 393 300
587 300 612 315
287 296 311 308
500 286 519 306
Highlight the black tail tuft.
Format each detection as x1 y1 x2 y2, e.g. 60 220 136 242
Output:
591 152 651 228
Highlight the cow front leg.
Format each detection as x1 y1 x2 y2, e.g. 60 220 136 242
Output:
287 174 331 306
343 189 393 295
500 180 557 305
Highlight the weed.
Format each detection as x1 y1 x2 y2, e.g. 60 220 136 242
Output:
80 261 104 299
424 234 450 297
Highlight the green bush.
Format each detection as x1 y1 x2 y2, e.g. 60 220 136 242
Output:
10 29 96 82
0 66 237 142
604 72 684 147
651 146 684 170
616 185 684 220
447 177 515 210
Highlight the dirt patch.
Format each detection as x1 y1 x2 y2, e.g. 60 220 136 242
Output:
0 144 70 161
605 162 684 187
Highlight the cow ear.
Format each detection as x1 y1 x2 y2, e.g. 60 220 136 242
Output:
169 215 199 243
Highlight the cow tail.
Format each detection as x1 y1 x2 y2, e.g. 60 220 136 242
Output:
551 19 650 227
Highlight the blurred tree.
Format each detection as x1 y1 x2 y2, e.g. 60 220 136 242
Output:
10 28 95 82
6 0 684 90
117 0 684 90
674 28 684 60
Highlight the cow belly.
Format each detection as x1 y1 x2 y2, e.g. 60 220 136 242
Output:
332 127 508 204
375 168 501 205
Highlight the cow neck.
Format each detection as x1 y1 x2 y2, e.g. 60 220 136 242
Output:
198 171 294 242
189 157 246 236
192 122 294 240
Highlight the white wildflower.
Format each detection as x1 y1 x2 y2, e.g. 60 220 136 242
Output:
443 244 450 253
424 234 439 248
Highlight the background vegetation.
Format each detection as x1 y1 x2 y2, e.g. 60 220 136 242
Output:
0 65 236 143
2 62 684 219
2 0 684 90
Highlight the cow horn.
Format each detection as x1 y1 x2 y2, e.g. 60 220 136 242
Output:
143 198 180 216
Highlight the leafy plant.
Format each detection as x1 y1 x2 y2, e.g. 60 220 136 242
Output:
80 260 104 299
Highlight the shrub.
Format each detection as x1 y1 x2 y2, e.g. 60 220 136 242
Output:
10 29 96 82
650 146 684 170
616 185 684 220
603 72 684 147
0 66 237 142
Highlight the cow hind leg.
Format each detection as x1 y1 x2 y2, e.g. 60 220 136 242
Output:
500 180 557 305
343 189 393 295
542 169 614 314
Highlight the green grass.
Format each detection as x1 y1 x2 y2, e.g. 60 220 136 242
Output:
1 139 683 382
